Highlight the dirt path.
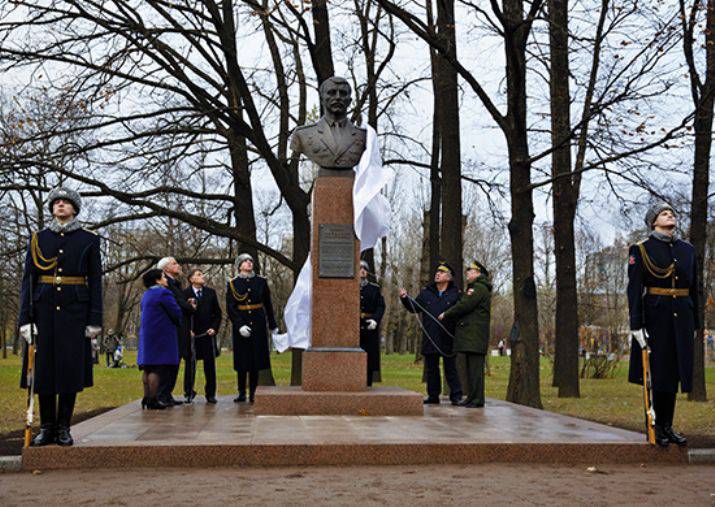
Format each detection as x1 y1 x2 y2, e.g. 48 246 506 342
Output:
1 463 713 506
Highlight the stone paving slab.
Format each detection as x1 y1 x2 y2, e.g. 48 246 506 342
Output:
21 396 688 469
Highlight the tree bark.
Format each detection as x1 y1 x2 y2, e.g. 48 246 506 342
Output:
504 0 543 409
686 0 714 402
435 0 462 283
548 0 580 397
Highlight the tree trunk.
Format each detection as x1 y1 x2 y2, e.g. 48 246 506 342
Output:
504 0 542 408
685 0 714 402
427 0 442 275
311 0 335 85
548 0 580 397
435 0 462 282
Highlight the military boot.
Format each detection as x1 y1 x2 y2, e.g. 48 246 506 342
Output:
664 427 687 446
32 424 56 446
654 425 670 448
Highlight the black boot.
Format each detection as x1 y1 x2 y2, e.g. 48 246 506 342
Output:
32 424 56 446
654 425 670 447
56 393 76 447
56 425 73 446
664 427 687 446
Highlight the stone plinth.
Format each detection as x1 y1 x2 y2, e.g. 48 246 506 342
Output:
305 171 366 390
20 397 688 470
302 348 366 391
253 386 423 415
310 172 361 349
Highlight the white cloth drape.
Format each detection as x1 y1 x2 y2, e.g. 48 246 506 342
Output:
272 124 393 353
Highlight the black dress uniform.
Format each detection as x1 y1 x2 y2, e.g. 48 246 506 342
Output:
19 224 103 443
183 285 222 401
359 281 385 386
226 274 277 401
400 280 463 403
627 233 697 440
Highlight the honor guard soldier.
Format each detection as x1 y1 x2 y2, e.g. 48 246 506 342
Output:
226 254 278 403
19 187 103 446
627 203 697 447
359 260 385 387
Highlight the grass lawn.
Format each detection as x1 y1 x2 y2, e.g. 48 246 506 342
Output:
1 351 713 448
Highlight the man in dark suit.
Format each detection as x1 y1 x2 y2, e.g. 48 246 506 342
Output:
184 269 222 403
156 256 195 405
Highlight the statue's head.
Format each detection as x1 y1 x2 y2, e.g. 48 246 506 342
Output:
319 77 352 118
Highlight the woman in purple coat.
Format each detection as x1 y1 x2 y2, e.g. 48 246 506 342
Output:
138 269 182 409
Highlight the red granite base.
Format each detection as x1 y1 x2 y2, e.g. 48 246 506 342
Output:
19 397 689 470
302 348 367 392
253 386 423 415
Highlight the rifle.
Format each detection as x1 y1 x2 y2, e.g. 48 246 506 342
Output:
23 274 37 448
634 330 656 445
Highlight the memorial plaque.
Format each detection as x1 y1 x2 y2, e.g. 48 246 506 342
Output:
318 223 355 278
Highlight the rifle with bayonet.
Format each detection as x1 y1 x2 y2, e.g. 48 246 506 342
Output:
23 274 37 448
633 329 656 445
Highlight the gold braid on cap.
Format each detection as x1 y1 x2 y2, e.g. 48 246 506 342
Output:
637 242 674 279
228 279 249 302
30 233 57 271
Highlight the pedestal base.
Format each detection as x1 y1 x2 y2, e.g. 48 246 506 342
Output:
302 347 367 391
253 386 424 416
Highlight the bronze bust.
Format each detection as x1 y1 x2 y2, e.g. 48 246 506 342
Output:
290 77 367 170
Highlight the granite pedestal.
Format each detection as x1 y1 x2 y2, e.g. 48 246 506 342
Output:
21 396 687 470
255 171 422 416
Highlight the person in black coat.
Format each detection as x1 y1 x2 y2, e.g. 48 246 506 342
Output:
226 254 278 403
628 203 697 447
156 257 196 405
359 260 385 387
183 269 222 403
399 262 463 405
19 187 103 446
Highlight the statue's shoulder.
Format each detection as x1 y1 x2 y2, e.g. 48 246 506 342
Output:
293 121 320 134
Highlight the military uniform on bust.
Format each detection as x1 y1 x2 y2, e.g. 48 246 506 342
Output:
627 203 696 447
289 76 366 171
19 187 103 447
359 260 385 387
226 254 278 403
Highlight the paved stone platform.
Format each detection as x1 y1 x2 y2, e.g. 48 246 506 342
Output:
21 396 687 469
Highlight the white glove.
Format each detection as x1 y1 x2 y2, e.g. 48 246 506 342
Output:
20 324 37 344
85 326 102 339
239 325 252 338
366 319 377 331
631 329 648 349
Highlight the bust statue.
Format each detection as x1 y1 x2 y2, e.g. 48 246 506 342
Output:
290 77 367 170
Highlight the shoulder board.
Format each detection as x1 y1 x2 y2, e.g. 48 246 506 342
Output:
293 123 316 132
81 228 98 235
675 238 693 247
368 282 380 287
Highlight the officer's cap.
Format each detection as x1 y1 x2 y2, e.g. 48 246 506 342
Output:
47 187 81 215
468 260 489 277
359 260 369 271
436 261 454 276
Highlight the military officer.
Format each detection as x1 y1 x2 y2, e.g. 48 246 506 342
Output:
359 260 385 387
226 254 278 403
399 262 463 405
19 187 103 446
440 261 492 408
627 203 697 447
290 76 367 170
